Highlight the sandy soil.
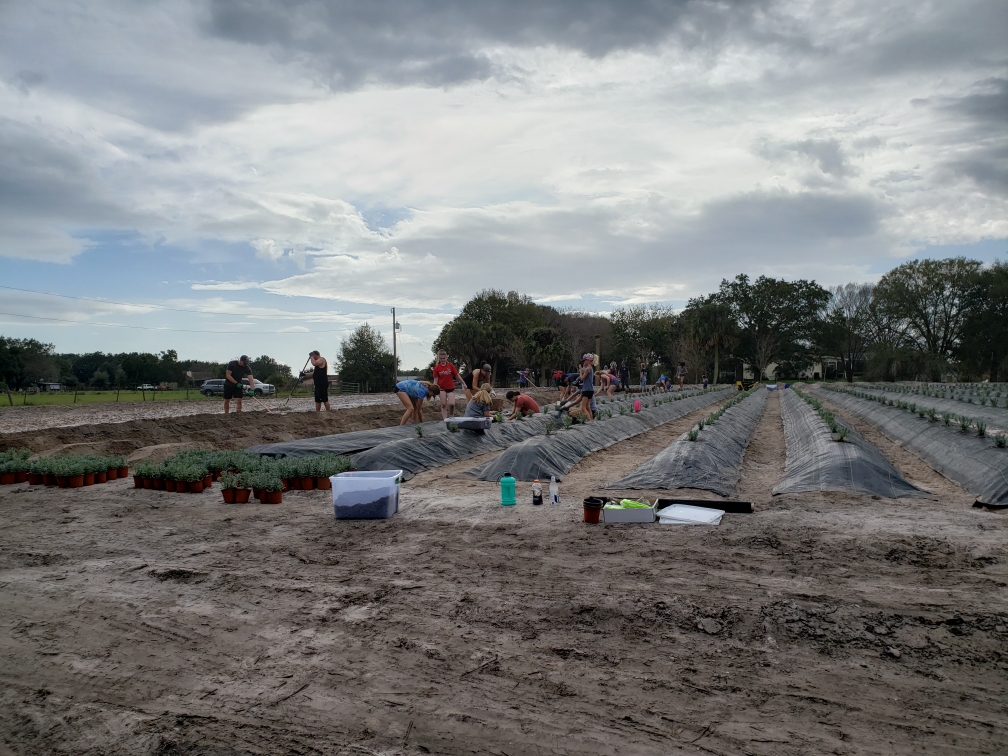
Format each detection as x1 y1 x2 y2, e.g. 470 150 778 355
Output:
0 390 558 459
2 390 1007 755
0 394 400 435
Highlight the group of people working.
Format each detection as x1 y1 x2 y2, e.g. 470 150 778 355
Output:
220 350 708 423
393 350 541 426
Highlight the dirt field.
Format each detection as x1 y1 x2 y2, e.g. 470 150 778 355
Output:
0 393 400 435
2 390 1007 755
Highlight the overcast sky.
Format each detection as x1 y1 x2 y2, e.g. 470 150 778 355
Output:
1 0 1006 372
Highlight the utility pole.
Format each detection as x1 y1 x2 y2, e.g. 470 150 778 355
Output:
391 307 397 385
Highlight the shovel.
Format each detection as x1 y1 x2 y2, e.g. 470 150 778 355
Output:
248 392 273 413
285 358 311 407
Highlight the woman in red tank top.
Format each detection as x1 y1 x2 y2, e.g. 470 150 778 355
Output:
431 350 462 419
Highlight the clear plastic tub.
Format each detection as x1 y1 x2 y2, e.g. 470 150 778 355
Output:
331 470 402 520
446 417 493 431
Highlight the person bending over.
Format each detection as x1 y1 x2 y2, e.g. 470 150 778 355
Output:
462 362 492 401
607 368 621 397
395 379 438 425
555 372 571 401
506 391 540 420
303 350 331 411
431 349 462 420
224 355 254 414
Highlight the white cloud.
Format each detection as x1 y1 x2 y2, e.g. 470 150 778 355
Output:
0 0 1005 369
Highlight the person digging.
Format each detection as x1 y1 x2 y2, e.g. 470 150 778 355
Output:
505 390 540 420
301 350 331 411
224 355 255 414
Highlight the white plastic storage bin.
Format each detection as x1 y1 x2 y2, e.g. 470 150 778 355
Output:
331 470 402 520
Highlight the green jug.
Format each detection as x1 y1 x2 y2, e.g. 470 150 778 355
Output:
500 473 516 506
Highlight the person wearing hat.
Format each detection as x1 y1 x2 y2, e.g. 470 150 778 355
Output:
224 355 255 414
577 353 595 421
304 350 331 412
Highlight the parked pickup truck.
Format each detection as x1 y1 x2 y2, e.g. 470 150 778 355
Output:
200 378 275 397
136 384 157 391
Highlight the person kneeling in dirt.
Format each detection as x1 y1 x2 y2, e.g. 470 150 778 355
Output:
465 384 495 419
303 350 331 411
224 355 254 414
395 379 438 425
506 391 539 420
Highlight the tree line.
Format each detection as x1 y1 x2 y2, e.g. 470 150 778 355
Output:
4 256 1004 392
429 257 1007 384
0 342 294 391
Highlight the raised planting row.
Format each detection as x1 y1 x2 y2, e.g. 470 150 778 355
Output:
344 387 717 480
607 385 765 496
772 387 924 499
831 385 1007 446
132 449 351 503
814 385 1008 508
464 387 736 482
861 381 1008 408
249 385 712 459
0 448 129 487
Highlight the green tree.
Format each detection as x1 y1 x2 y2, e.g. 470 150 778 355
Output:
248 355 293 388
0 337 57 390
611 305 676 374
719 274 829 380
337 323 398 392
873 257 983 379
957 260 1008 381
683 295 737 384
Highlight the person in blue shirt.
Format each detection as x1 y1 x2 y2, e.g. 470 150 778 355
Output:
395 379 438 425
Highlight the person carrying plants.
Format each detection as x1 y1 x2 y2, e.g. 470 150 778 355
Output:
395 379 438 425
224 355 255 414
505 390 540 420
431 349 462 420
578 353 595 421
302 350 331 411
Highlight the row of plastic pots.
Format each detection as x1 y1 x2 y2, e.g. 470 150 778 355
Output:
220 476 334 505
133 474 214 493
9 466 131 488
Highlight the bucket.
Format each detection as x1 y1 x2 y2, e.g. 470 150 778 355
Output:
583 496 604 524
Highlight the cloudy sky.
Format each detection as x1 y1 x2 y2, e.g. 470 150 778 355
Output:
1 0 1006 372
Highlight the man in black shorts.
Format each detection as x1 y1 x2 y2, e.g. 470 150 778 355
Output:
223 355 255 414
303 350 331 411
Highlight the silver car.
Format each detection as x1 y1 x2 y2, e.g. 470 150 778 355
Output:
200 378 274 397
